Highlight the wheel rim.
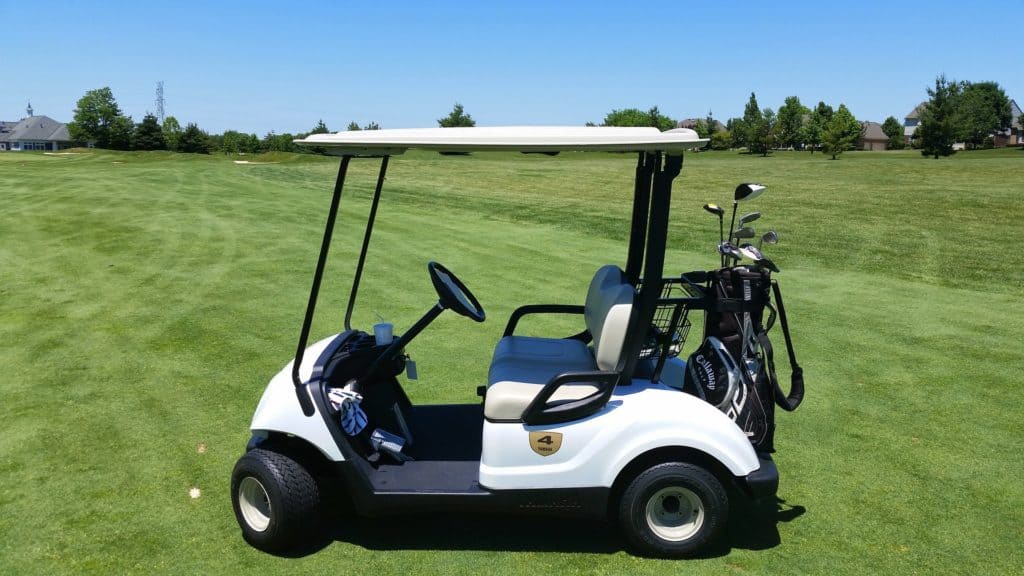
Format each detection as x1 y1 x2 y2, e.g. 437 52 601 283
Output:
238 477 272 532
645 486 704 542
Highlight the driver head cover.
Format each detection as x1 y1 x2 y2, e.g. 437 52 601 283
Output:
328 388 368 436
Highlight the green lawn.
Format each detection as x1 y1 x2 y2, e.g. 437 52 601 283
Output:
1 147 1022 575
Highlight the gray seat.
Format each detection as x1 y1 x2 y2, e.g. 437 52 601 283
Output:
485 265 635 421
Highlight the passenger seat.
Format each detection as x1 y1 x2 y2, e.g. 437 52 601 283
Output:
485 265 635 421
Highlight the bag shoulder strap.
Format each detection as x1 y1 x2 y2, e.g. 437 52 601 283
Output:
765 280 804 411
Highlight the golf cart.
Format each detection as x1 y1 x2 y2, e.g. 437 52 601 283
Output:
231 126 779 558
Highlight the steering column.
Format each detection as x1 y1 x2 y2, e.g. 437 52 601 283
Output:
362 262 485 384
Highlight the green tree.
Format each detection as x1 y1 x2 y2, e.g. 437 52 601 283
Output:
438 103 476 127
725 117 743 137
310 119 329 134
821 104 862 160
178 123 210 154
107 114 134 151
749 107 777 156
602 107 675 131
162 116 182 151
953 81 1012 148
132 113 166 150
262 132 296 152
918 75 958 159
364 121 381 130
803 102 833 154
693 118 712 138
881 116 905 149
244 133 262 154
776 96 809 149
68 87 133 149
710 130 733 150
346 122 361 131
733 92 763 149
219 130 248 154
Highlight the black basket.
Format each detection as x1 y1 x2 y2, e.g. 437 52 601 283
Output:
638 276 705 361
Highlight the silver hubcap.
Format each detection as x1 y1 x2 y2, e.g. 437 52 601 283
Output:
645 486 704 541
238 477 272 532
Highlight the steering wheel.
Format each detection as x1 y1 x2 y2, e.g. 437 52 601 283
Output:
427 261 486 323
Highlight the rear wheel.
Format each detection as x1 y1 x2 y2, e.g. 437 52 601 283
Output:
618 462 728 557
231 448 321 553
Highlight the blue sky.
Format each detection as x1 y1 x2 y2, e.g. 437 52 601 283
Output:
1 1 1019 134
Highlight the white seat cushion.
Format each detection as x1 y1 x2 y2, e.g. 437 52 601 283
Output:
485 380 599 421
486 336 599 420
483 265 635 421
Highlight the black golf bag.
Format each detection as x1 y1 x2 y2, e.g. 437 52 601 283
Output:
682 266 804 452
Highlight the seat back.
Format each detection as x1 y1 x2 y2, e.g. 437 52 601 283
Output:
584 265 636 371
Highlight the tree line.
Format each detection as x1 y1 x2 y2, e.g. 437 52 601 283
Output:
67 84 1014 159
596 77 1014 159
66 87 387 155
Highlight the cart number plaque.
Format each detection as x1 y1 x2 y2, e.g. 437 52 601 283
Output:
529 432 563 456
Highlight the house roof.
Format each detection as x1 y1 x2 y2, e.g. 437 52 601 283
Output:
861 121 887 141
676 118 726 132
0 115 71 142
905 102 927 120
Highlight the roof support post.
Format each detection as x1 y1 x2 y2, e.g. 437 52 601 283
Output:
345 156 390 330
292 156 352 415
624 152 656 284
618 152 683 382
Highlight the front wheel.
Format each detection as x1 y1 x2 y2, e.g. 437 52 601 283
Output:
618 462 728 558
231 449 321 554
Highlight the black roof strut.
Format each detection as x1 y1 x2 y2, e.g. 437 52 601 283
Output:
291 155 390 416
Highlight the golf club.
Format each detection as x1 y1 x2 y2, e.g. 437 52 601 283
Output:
738 243 765 261
718 241 744 263
727 183 767 251
703 204 725 266
739 212 761 227
758 230 779 250
732 226 756 243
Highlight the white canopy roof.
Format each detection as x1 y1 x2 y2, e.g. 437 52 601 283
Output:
295 126 707 155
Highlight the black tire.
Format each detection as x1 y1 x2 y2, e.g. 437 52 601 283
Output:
231 448 321 554
618 462 728 558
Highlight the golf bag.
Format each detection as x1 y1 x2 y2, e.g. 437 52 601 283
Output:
683 266 804 452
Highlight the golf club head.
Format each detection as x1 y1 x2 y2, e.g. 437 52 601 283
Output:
718 242 743 263
703 203 724 217
738 211 761 226
735 183 767 202
755 258 780 273
761 230 779 245
738 243 765 261
733 226 756 241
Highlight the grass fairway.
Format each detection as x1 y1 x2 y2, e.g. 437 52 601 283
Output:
1 147 1022 575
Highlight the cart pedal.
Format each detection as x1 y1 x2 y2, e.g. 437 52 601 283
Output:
476 385 487 398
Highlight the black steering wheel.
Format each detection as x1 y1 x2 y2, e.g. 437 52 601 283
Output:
427 261 486 323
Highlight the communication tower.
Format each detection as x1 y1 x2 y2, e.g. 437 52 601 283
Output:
155 82 165 123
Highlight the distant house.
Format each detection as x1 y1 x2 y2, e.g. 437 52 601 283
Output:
903 102 926 144
905 98 1022 148
993 99 1022 147
860 121 888 151
675 118 726 133
0 105 72 151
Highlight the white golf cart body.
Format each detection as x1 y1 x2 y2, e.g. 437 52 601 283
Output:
235 126 779 556
253 333 761 489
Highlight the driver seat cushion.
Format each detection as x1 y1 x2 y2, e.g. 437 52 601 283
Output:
484 265 635 421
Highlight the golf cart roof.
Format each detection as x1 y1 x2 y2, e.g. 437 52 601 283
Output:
295 126 707 156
